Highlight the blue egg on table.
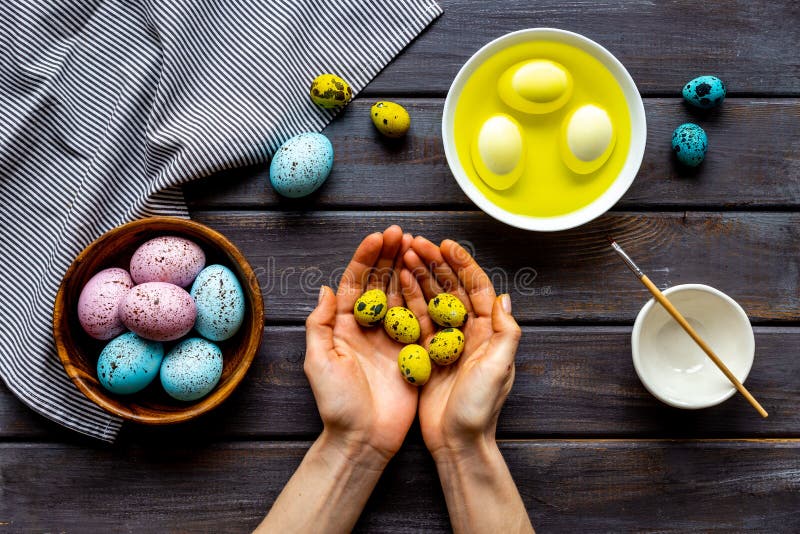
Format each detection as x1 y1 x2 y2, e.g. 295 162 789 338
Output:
269 132 333 198
682 75 726 109
190 264 245 341
97 332 164 395
672 123 708 167
160 338 224 401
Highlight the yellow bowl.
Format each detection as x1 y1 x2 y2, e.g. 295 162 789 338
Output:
442 28 647 231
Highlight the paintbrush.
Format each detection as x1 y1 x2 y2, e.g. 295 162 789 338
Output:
608 236 767 418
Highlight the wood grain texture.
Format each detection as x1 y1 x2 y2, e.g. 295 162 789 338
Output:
2 440 798 532
183 99 800 209
187 210 800 324
4 327 796 440
360 1 800 96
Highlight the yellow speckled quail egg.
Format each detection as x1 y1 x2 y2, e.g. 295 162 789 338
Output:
398 344 431 386
310 74 352 109
353 289 388 327
428 293 467 327
560 104 616 174
428 328 465 366
383 306 421 344
370 101 410 138
498 59 573 114
471 113 525 190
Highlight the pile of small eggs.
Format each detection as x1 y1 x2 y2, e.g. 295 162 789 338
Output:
353 289 468 387
268 73 411 199
77 236 246 402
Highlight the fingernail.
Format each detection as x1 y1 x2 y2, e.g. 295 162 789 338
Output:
501 294 512 313
318 285 327 304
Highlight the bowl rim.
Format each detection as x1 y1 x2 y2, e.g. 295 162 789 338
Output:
441 27 647 232
631 283 755 410
52 216 265 425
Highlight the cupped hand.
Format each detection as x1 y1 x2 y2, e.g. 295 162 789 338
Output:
400 237 522 457
303 225 418 464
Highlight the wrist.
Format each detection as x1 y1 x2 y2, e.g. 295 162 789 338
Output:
430 433 502 468
315 428 392 474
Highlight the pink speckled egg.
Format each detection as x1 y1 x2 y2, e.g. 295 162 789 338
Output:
77 268 133 340
129 236 206 287
118 282 196 341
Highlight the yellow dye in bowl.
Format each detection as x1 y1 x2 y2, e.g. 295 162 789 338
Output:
453 40 631 218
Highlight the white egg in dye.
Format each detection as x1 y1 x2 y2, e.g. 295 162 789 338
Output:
560 104 616 174
498 59 573 114
470 114 525 190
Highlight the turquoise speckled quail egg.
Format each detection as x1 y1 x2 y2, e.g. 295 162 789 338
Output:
190 264 246 341
671 123 708 167
682 75 726 109
269 132 333 198
97 332 164 395
160 337 223 401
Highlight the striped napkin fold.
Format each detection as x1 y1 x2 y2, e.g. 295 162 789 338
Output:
0 0 442 442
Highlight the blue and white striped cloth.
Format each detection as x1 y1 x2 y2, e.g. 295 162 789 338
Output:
0 0 442 442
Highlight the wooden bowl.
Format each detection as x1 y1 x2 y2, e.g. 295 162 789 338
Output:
53 217 264 424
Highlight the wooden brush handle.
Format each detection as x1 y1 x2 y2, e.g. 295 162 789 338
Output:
640 275 768 418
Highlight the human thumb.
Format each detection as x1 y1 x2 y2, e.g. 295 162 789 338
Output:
489 294 522 367
305 286 337 361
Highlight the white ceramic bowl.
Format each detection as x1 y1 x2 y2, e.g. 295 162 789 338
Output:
631 284 755 410
442 28 647 232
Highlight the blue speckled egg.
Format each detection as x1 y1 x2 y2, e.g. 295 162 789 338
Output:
97 332 164 395
190 264 245 341
160 338 223 401
269 132 333 198
682 75 726 109
672 123 708 167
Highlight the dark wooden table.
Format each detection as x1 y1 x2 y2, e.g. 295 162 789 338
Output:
2 1 799 531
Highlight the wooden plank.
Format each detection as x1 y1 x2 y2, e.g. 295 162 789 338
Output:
2 440 798 532
183 98 800 209
361 1 800 95
5 326 794 440
0 382 62 439
122 326 800 440
188 211 800 324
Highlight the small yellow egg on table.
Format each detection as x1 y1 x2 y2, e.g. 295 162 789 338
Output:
428 328 465 366
353 289 388 327
310 74 352 109
383 306 421 344
428 293 467 327
398 344 431 386
370 101 410 138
